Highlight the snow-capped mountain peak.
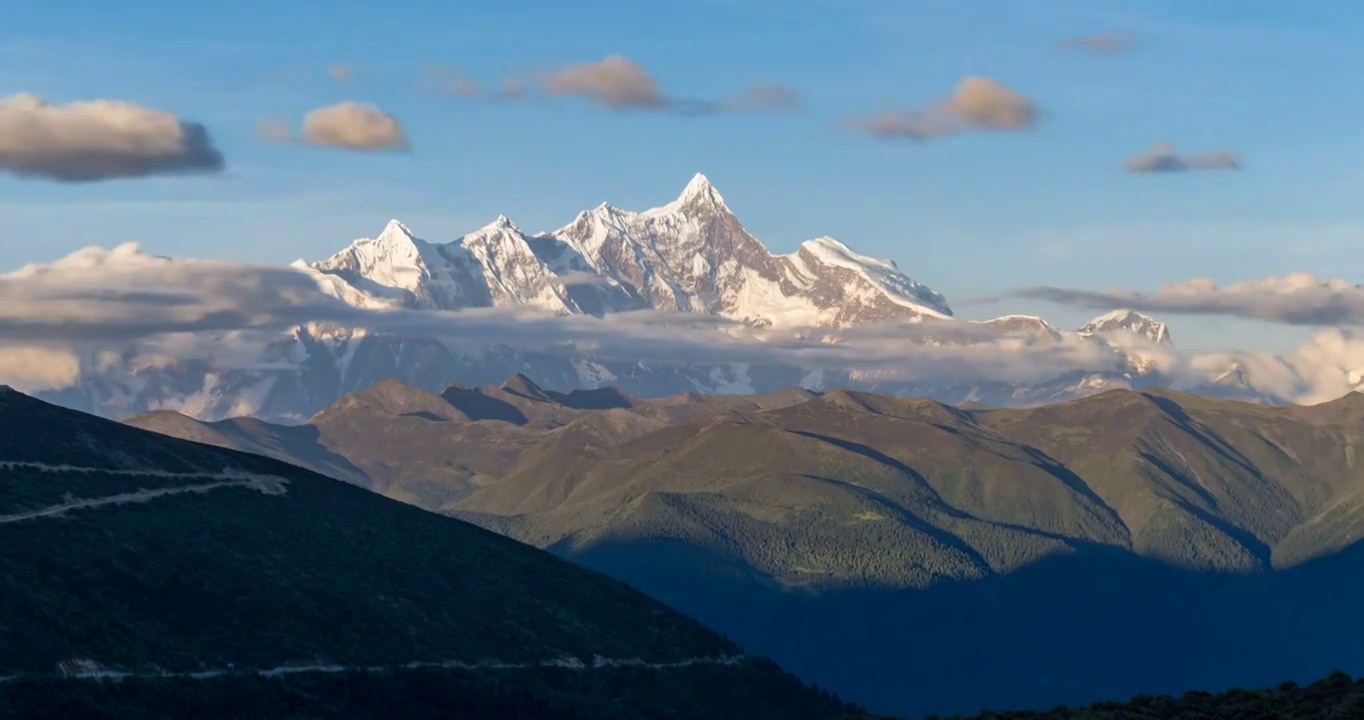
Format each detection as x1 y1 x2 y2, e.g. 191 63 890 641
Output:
379 217 415 238
791 237 953 320
644 172 732 218
336 219 422 257
1079 309 1172 347
450 216 577 313
312 172 957 329
309 220 445 307
484 214 519 231
976 314 1062 339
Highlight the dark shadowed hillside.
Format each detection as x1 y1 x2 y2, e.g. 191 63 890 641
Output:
844 670 1364 720
0 386 852 719
0 663 855 720
126 378 1364 716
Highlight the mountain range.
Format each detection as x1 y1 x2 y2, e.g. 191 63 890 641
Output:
0 384 853 720
127 375 1364 717
21 172 1305 424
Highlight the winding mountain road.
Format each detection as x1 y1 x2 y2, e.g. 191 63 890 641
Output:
0 463 288 525
1 655 746 683
0 462 747 682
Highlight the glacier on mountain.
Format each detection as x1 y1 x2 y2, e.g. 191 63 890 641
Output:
2 173 1337 421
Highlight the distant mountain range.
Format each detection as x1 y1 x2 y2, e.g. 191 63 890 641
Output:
127 377 1364 717
21 172 1311 423
0 385 852 720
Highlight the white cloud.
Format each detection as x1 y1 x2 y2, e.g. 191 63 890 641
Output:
847 76 1039 140
6 246 1364 407
0 345 82 391
1187 329 1364 405
539 55 799 116
260 102 409 152
0 93 224 182
1013 273 1364 327
0 244 1134 387
554 270 618 287
542 55 665 109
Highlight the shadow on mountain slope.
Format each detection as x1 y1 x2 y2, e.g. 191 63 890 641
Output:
438 386 530 425
566 536 1364 719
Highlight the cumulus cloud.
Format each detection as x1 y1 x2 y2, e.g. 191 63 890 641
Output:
542 55 665 109
0 243 360 342
1186 329 1364 405
260 102 409 151
1011 273 1364 327
0 93 225 182
1125 142 1240 173
0 345 83 392
847 76 1039 140
539 55 799 116
1060 33 1138 54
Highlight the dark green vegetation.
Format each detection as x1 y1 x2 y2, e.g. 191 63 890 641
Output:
128 377 1364 717
895 670 1364 719
0 663 853 720
0 387 854 719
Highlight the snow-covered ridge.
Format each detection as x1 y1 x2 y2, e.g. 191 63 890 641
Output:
642 172 732 217
1079 309 1172 346
307 172 953 328
792 237 951 319
973 314 1061 339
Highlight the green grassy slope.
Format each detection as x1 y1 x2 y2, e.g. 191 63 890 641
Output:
0 387 854 719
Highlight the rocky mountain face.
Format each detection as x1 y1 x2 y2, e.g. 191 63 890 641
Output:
303 173 953 326
30 173 1194 422
1079 309 1173 346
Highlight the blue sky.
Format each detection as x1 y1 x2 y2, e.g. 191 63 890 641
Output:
2 0 1361 352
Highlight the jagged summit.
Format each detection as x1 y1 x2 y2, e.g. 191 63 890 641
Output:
483 214 520 231
381 218 415 237
344 219 425 256
300 172 954 328
978 314 1062 339
336 219 425 257
678 172 724 203
1080 309 1172 347
499 373 553 402
644 172 732 217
